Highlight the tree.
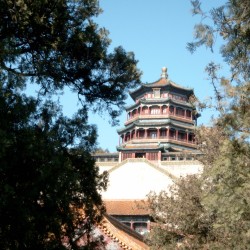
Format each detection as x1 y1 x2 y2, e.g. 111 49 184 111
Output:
0 0 141 124
148 0 250 249
0 0 141 249
146 176 215 250
189 1 250 247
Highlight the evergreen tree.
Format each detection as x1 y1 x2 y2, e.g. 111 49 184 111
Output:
148 0 250 249
146 176 214 250
0 0 141 249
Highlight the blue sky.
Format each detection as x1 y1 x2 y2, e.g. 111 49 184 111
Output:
62 0 228 152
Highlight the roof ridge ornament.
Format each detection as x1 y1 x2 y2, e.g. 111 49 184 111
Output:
161 67 168 79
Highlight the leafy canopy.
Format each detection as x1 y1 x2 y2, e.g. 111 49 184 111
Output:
148 0 250 249
0 0 141 124
0 0 141 249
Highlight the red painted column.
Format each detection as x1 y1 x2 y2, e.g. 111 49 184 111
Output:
167 105 169 114
157 128 160 138
130 221 134 230
176 130 178 140
184 109 187 119
158 151 161 161
186 132 189 142
144 129 147 138
174 106 176 116
167 128 169 139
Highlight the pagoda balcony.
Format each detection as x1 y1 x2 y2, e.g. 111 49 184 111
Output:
120 137 196 148
125 114 194 125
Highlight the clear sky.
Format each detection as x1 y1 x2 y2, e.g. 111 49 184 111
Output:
62 0 228 152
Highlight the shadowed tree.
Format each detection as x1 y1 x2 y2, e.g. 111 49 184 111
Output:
148 0 250 249
0 0 141 249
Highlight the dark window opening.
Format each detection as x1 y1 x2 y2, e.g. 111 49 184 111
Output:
135 153 146 158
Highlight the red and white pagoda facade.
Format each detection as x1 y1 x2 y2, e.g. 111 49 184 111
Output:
117 67 199 162
96 67 203 240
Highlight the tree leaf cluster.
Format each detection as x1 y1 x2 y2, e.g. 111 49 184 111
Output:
148 0 250 249
0 0 141 124
0 83 109 249
0 0 141 249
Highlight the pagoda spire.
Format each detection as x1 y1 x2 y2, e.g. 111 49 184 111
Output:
161 67 168 79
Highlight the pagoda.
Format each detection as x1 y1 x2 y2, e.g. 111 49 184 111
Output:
117 67 200 162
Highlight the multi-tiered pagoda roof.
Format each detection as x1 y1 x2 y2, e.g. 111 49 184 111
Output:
117 67 200 161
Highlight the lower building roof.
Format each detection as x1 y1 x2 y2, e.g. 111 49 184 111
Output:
104 200 150 216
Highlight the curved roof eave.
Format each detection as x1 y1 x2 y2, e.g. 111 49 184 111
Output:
125 98 194 111
117 119 195 134
129 79 194 101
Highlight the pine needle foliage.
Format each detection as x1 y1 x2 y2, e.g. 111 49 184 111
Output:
0 0 141 249
148 0 250 249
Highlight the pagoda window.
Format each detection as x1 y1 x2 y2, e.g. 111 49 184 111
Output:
150 106 160 115
148 130 157 138
162 105 167 114
135 152 146 158
186 110 192 118
131 130 136 139
176 107 185 117
169 129 176 139
160 129 166 138
138 130 145 138
188 133 195 143
169 106 174 114
151 132 157 138
125 132 130 142
178 131 186 141
142 106 148 114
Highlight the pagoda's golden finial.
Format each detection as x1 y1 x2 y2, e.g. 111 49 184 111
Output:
161 67 168 79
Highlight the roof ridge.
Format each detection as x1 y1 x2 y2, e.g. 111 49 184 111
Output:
108 158 177 181
99 213 149 250
142 158 177 181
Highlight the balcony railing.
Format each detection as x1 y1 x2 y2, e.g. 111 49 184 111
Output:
125 113 193 125
122 136 196 145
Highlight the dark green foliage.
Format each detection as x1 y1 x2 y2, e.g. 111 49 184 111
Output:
146 176 215 249
0 84 108 249
148 0 250 249
0 0 141 124
0 0 141 248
